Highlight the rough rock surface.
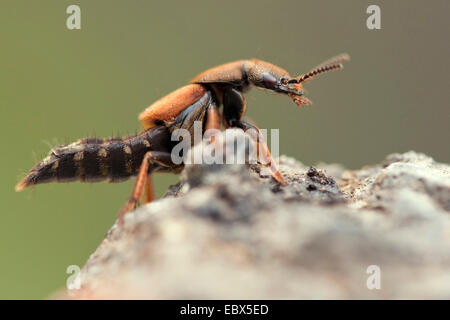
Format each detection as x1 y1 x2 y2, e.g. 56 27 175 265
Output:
63 139 450 299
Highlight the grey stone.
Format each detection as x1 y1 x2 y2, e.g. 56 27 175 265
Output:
61 137 450 299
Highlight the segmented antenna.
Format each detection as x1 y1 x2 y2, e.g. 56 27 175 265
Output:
289 53 350 84
292 63 344 84
314 53 350 69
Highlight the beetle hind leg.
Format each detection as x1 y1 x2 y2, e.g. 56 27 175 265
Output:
117 151 178 226
144 175 154 203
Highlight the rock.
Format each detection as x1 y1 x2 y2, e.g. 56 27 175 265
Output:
61 133 450 299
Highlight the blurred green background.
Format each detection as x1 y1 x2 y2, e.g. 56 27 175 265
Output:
1 0 449 299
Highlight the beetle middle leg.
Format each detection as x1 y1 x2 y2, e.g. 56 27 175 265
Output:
205 105 221 131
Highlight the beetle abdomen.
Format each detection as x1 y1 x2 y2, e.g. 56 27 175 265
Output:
16 126 171 190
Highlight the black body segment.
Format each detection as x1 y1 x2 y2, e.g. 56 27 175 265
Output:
107 140 128 182
16 126 172 190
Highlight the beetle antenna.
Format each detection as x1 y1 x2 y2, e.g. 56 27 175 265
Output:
314 53 350 69
289 53 350 84
291 63 344 84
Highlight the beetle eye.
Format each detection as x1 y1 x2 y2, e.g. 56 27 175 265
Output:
280 78 288 86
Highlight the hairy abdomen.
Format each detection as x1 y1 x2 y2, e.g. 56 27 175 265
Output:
16 126 171 190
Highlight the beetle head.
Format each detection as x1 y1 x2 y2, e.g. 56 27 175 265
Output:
257 71 309 106
264 53 350 107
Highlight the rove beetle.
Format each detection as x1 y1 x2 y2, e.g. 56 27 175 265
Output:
16 54 349 224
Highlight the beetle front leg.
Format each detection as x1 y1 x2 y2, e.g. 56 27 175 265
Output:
222 88 285 185
229 120 286 185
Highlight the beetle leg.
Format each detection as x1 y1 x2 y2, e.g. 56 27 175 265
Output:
220 87 284 184
144 175 154 203
229 120 286 185
203 102 221 148
205 105 221 131
117 151 176 226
